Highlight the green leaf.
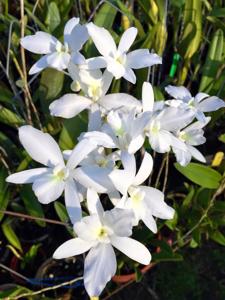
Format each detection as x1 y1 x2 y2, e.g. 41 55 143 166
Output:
94 2 117 29
0 167 10 221
209 7 225 18
2 218 23 252
174 162 222 189
0 105 25 127
45 1 61 32
54 201 69 223
20 186 46 227
199 29 224 93
210 230 225 246
219 133 225 143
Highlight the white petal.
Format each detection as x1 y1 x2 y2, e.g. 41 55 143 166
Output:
120 151 136 177
109 169 134 195
187 145 206 163
110 236 151 265
74 214 101 241
128 134 145 154
133 152 153 186
141 186 175 219
87 23 117 57
49 94 92 118
84 243 117 297
103 208 133 237
86 57 108 70
88 107 102 131
73 166 115 193
6 168 48 184
173 147 191 166
65 179 82 224
19 126 64 167
87 189 104 216
64 17 80 37
46 52 70 70
195 92 209 103
118 27 137 53
142 82 154 112
127 50 162 69
149 130 171 153
99 93 141 112
141 209 157 233
158 107 194 131
184 116 211 131
71 51 86 64
53 238 93 259
197 96 225 112
101 70 113 96
82 131 116 148
32 175 65 204
123 67 136 84
21 32 58 54
67 139 97 169
29 55 49 74
165 85 192 101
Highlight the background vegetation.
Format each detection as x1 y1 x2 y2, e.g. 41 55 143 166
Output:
0 0 225 299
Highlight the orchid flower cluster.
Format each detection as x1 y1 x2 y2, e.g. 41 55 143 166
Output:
6 18 225 297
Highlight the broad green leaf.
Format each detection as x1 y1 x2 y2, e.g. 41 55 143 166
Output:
21 186 46 227
94 2 117 29
0 105 25 127
199 29 224 92
45 1 61 32
174 162 222 189
2 218 23 252
209 7 225 18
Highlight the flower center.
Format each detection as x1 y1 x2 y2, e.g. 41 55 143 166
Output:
150 120 160 134
128 187 145 205
95 226 112 243
188 98 195 108
115 53 126 65
53 165 69 181
56 42 69 53
178 131 188 142
88 84 102 101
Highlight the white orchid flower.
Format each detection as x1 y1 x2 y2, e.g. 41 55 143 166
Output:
145 106 195 153
109 152 174 233
6 126 97 223
21 18 89 74
53 189 151 297
81 109 150 155
86 23 162 83
172 117 211 166
165 85 225 123
141 81 165 113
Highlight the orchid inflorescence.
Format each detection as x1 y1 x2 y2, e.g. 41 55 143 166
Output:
6 18 225 297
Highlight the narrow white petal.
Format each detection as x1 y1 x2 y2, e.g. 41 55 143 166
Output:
87 188 104 216
111 236 151 265
67 139 97 169
197 96 225 112
133 152 153 186
165 85 192 101
120 151 136 177
87 23 117 57
21 32 58 54
187 145 206 163
74 215 101 241
195 92 209 103
32 175 65 204
142 82 154 112
84 243 117 297
118 27 137 53
53 238 93 259
88 108 102 131
19 126 64 167
64 17 80 37
127 50 162 69
128 134 145 154
86 57 107 70
6 168 48 184
65 179 82 224
49 94 92 118
141 209 158 233
149 130 171 153
29 55 49 74
101 70 113 96
123 67 136 84
109 169 134 195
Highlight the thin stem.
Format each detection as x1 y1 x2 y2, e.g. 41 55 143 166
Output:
148 151 156 186
88 0 104 22
12 276 83 299
162 153 169 193
0 210 69 227
102 280 134 300
154 154 167 188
